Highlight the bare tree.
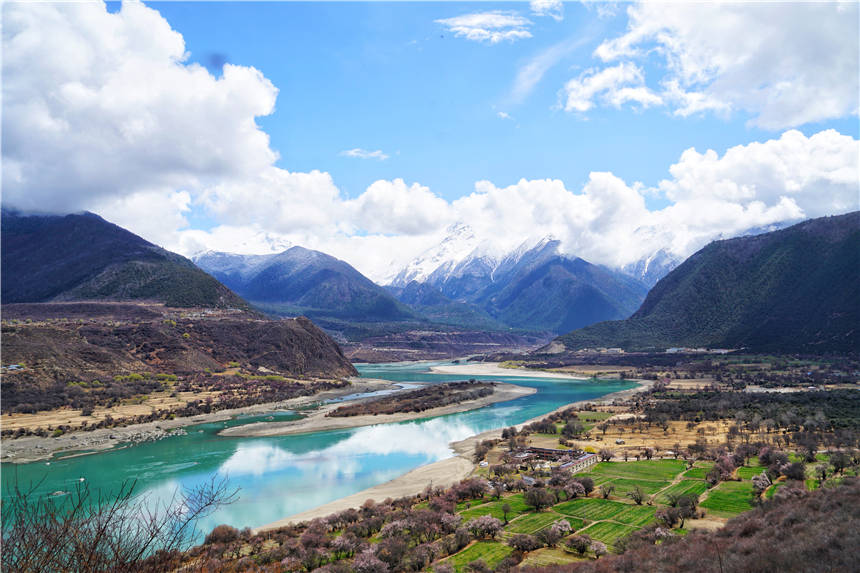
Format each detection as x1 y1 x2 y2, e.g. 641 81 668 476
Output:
2 474 237 572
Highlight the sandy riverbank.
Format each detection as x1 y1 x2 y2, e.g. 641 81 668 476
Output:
0 378 395 464
430 362 588 380
256 372 653 531
220 383 537 438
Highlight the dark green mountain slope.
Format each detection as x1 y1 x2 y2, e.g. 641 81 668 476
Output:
1 211 247 309
195 248 416 323
557 212 860 352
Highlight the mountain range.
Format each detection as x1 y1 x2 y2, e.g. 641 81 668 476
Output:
197 236 650 334
194 248 416 324
1 210 247 309
555 211 860 353
388 231 650 333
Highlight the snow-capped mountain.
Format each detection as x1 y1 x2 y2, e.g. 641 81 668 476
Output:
389 223 496 287
389 224 558 299
620 249 682 288
387 227 650 333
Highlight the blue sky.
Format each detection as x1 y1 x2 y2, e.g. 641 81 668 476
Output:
4 1 858 279
154 1 857 209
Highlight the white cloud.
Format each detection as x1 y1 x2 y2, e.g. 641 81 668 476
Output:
559 62 661 112
497 111 512 120
510 37 587 104
2 0 278 213
345 179 453 236
340 148 389 161
530 0 564 21
658 129 860 217
436 11 532 44
591 2 859 128
3 2 856 284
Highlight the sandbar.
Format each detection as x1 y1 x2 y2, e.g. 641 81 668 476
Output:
220 382 537 438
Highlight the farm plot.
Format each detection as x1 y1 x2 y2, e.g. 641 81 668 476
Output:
700 481 755 517
460 494 530 521
602 477 669 496
612 505 657 527
519 548 583 568
554 498 627 521
577 521 638 550
588 460 687 482
737 465 766 479
658 479 709 503
682 463 714 479
505 512 565 534
445 542 513 572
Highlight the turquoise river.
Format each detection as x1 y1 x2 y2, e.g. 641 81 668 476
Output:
1 361 636 541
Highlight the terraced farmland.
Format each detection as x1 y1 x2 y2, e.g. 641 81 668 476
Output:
682 463 714 479
554 498 628 521
460 494 530 521
658 479 709 503
612 505 657 527
577 521 639 549
736 465 767 479
444 542 513 572
601 476 668 495
505 512 566 534
700 481 755 517
588 460 687 481
519 548 583 568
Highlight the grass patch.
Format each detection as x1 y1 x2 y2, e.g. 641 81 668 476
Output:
737 466 766 479
602 477 669 496
554 498 627 521
519 548 584 567
700 481 755 517
588 460 686 482
612 505 657 527
505 512 565 534
682 463 714 479
765 482 785 499
563 516 586 531
460 494 530 522
658 480 709 503
445 541 513 572
577 521 638 550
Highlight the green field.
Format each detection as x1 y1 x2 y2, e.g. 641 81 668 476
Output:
519 548 583 568
700 481 755 517
460 494 530 521
682 463 714 479
588 460 687 481
737 465 766 479
765 482 785 499
577 521 639 549
505 512 565 534
658 479 709 503
612 505 657 527
602 477 670 496
554 498 628 521
445 542 513 572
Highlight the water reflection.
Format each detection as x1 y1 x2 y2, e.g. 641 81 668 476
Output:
3 361 637 541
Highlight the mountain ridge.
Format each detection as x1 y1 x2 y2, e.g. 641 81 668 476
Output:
1 210 248 309
194 247 416 323
555 211 860 353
